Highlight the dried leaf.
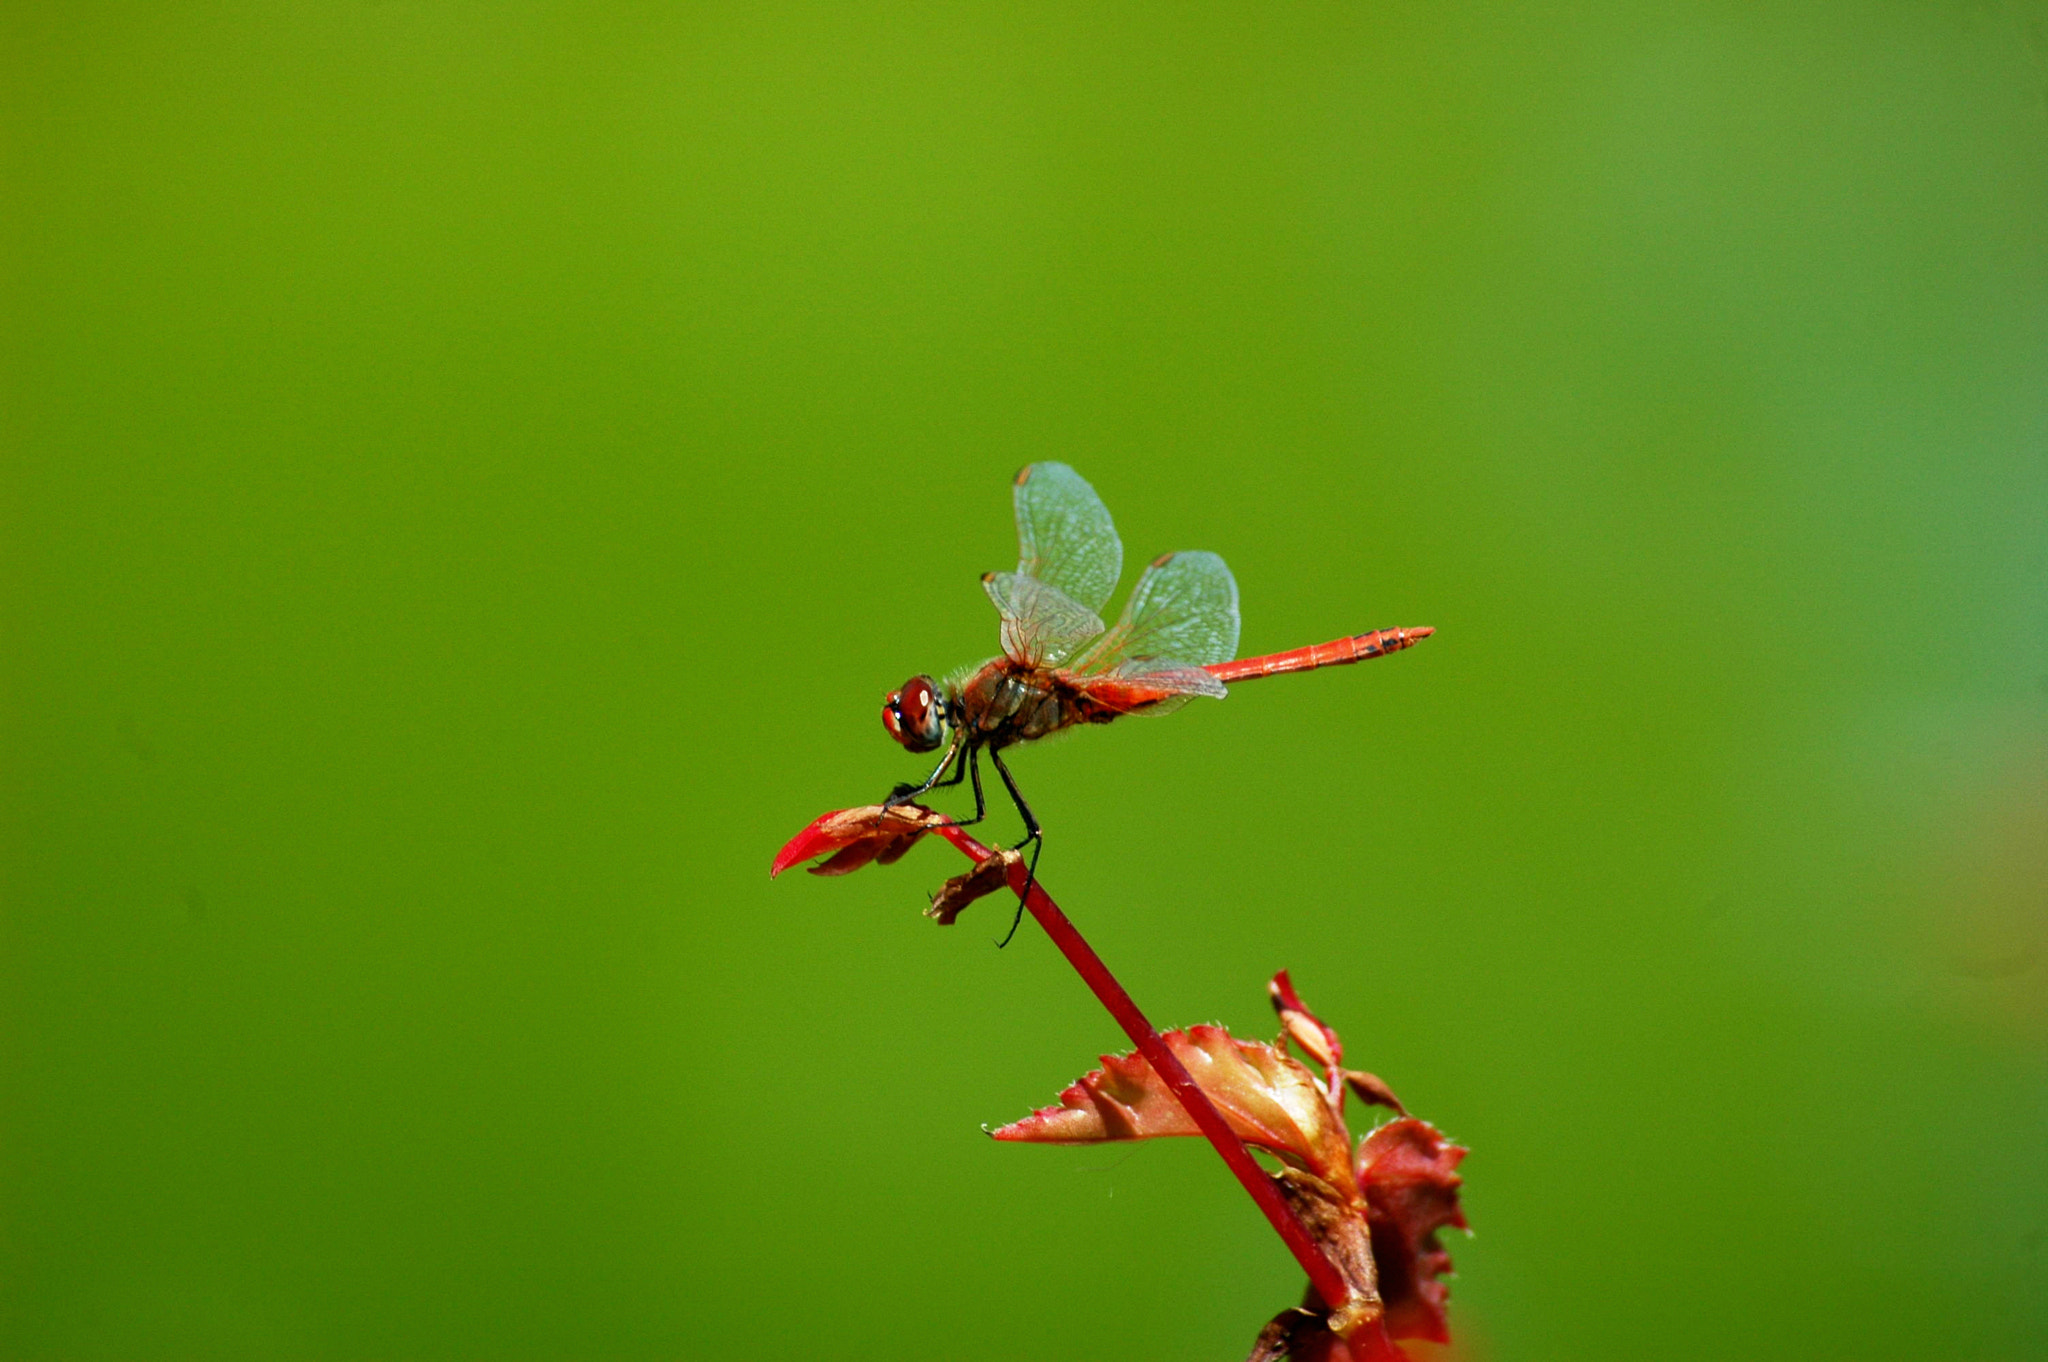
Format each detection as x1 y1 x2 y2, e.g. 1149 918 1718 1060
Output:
769 804 946 879
1342 1071 1406 1118
1270 968 1343 1072
1245 1307 1407 1362
925 849 1022 925
990 1025 1355 1190
1271 971 1407 1119
1246 1309 1323 1362
1272 1167 1381 1335
1358 1118 1468 1345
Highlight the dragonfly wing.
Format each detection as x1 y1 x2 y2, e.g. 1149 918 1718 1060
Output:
1113 661 1229 698
1012 463 1123 616
1076 549 1241 675
1065 664 1225 721
984 570 1106 669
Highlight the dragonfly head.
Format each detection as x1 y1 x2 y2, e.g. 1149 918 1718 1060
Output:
882 675 948 753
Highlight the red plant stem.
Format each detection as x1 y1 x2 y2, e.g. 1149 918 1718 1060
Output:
930 825 1355 1315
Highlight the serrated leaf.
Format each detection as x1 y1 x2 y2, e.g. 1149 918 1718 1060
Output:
991 1024 1356 1191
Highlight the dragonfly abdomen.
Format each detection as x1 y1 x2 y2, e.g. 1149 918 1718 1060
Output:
1204 627 1434 684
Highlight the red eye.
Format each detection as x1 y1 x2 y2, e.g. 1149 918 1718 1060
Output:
901 679 931 727
881 676 945 753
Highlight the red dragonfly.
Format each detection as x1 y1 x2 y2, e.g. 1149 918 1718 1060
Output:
882 463 1430 935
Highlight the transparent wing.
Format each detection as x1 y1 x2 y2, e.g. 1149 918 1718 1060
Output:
1012 462 1122 616
984 571 1107 669
1111 660 1229 699
1074 550 1241 676
1063 664 1226 721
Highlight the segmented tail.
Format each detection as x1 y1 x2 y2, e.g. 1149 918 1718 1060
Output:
1203 627 1433 684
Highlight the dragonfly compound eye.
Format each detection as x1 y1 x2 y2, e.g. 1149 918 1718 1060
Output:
881 675 945 753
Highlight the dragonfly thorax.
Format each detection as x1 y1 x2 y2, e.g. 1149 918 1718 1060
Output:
955 658 1111 746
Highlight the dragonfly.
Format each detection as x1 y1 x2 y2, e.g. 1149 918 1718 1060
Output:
881 462 1431 942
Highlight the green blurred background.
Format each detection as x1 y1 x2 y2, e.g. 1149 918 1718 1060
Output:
5 3 2045 1358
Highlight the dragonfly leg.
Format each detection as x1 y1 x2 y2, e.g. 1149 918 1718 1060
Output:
928 743 990 832
934 752 969 789
962 744 988 824
887 741 992 838
987 745 1042 948
992 836 1045 950
885 737 961 808
987 745 1041 843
